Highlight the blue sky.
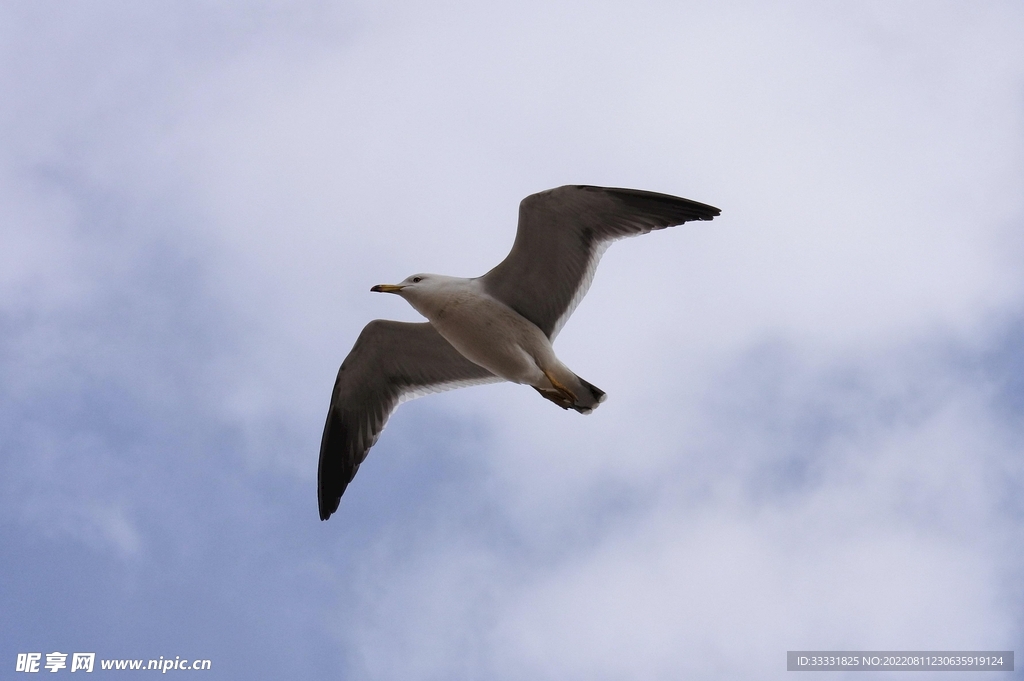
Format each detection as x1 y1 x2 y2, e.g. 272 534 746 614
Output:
2 2 1023 678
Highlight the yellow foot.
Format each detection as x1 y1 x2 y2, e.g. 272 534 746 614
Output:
533 387 572 410
542 369 577 404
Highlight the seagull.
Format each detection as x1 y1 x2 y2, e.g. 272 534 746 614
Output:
318 185 719 520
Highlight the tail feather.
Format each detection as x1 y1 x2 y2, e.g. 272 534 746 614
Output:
534 366 607 414
571 375 606 414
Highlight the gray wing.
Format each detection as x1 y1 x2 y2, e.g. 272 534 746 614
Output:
318 320 499 520
480 185 720 339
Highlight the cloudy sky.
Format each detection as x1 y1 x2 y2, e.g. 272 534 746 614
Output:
2 1 1023 678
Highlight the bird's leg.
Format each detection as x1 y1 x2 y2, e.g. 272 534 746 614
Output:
533 387 573 409
542 369 577 404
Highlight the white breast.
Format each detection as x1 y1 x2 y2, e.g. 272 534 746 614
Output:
419 280 552 385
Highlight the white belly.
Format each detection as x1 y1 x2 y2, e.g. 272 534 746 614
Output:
427 292 552 385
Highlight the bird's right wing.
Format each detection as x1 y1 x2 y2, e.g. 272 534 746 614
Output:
318 320 499 521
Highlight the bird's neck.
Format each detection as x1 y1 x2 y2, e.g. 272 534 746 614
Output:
405 278 475 321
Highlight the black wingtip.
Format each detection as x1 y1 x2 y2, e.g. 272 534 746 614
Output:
318 408 350 522
695 202 722 219
608 187 720 223
318 476 347 521
317 482 340 521
572 185 720 224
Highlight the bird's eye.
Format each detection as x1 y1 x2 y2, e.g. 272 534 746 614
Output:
412 276 422 283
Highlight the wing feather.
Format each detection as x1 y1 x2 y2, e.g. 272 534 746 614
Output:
318 320 499 520
480 185 719 338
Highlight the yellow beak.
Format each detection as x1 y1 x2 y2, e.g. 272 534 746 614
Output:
370 284 405 294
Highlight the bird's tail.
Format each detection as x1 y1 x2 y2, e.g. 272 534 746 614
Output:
570 374 606 414
534 366 607 414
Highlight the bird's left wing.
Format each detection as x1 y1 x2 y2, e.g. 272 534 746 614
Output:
318 320 499 520
480 185 720 339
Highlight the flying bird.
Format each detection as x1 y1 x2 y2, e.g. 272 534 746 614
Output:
318 185 719 520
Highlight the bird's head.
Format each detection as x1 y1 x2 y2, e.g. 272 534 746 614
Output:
370 273 433 296
371 273 464 316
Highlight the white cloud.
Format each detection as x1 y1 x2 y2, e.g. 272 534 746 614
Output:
340 341 1021 680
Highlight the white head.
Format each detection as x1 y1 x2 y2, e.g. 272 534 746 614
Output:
371 273 468 317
